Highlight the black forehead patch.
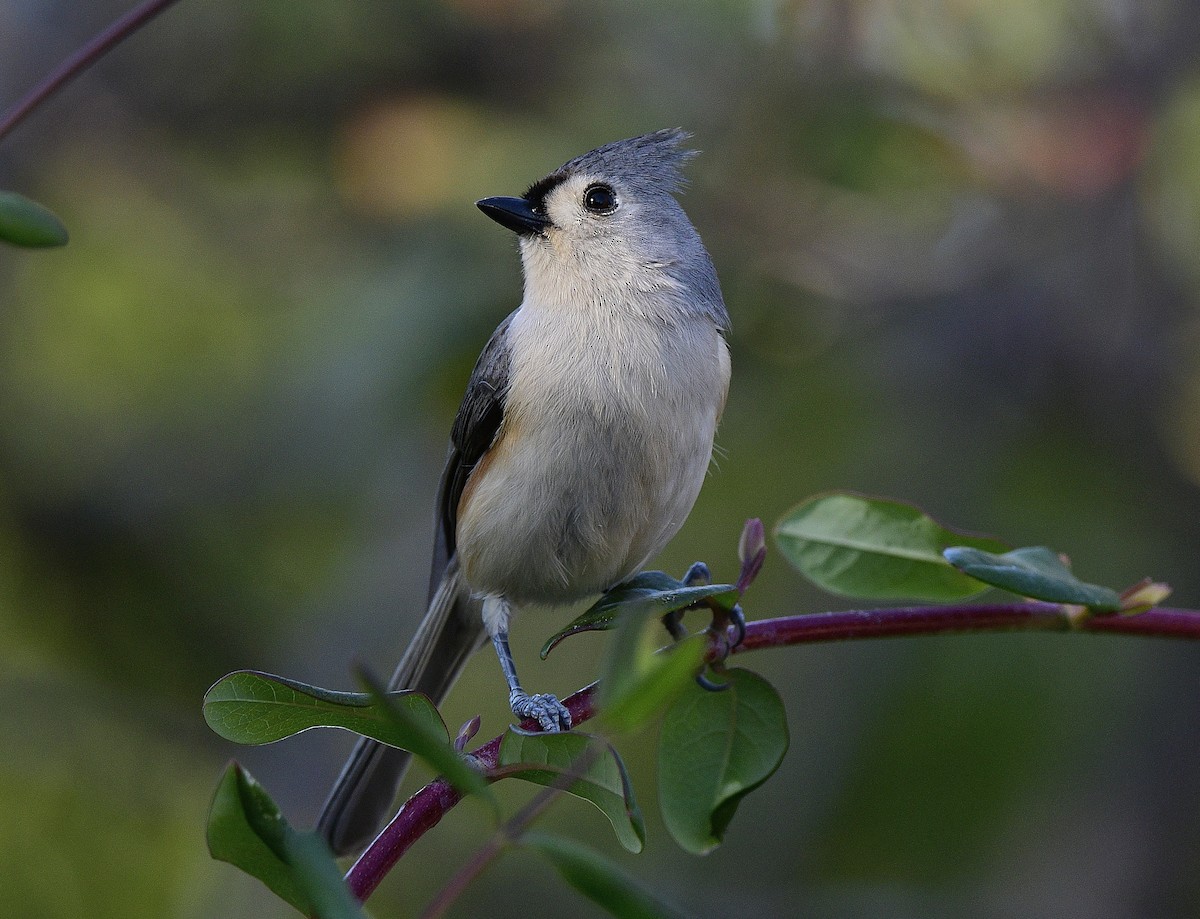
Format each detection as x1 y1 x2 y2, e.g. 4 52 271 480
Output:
522 169 570 210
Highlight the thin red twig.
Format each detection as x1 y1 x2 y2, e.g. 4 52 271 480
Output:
736 604 1200 648
417 741 606 919
0 0 183 143
347 690 598 902
344 602 1200 901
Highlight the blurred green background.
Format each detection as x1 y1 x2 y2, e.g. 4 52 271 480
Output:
3 1 1200 916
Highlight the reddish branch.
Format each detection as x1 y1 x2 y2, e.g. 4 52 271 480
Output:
0 0 183 143
737 603 1200 647
346 688 599 902
345 601 1200 901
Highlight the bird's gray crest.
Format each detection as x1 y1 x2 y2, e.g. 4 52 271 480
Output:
524 128 697 208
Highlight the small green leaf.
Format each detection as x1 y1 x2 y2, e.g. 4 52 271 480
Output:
205 670 491 801
775 492 1007 601
204 670 448 747
658 669 788 855
207 763 365 918
0 191 68 247
208 763 305 910
598 622 706 735
1119 578 1172 616
285 832 368 919
497 729 645 853
524 832 692 919
943 546 1122 611
356 668 493 802
542 572 738 658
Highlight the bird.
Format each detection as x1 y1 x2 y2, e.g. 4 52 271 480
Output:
317 128 731 856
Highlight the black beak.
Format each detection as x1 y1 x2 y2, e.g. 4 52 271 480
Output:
476 196 550 236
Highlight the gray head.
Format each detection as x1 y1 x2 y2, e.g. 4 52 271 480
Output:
477 129 728 329
523 128 697 209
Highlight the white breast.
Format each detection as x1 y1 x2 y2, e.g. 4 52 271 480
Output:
456 297 730 607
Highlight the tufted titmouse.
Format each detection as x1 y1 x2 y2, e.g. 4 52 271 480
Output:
317 129 731 855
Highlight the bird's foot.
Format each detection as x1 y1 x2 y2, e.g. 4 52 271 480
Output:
661 561 713 641
682 561 711 587
661 609 686 641
727 603 747 649
510 689 572 732
663 562 745 648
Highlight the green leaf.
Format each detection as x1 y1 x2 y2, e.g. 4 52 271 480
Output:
204 670 448 747
206 763 365 918
1118 578 1172 616
943 546 1122 611
285 832 368 919
0 191 68 247
542 572 738 658
598 623 706 735
204 670 491 801
524 832 692 919
497 728 645 853
355 667 493 802
658 669 788 855
774 492 1007 601
207 763 304 909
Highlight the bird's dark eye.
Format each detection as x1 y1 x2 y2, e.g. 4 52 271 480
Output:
583 184 617 215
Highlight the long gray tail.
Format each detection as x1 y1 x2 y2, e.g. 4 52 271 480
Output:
316 559 486 856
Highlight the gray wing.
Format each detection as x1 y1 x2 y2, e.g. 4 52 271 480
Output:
436 311 515 559
319 311 515 856
425 310 514 601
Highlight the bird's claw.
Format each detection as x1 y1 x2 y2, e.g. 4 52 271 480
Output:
510 689 572 732
682 561 711 586
695 671 729 692
672 562 747 694
729 603 746 649
662 561 713 642
695 603 745 693
661 609 687 641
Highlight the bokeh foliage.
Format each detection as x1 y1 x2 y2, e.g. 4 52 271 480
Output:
3 1 1200 916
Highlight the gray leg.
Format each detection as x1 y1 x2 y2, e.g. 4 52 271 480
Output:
490 628 571 732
